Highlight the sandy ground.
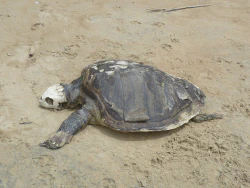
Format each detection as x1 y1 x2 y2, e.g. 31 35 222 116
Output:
0 0 250 187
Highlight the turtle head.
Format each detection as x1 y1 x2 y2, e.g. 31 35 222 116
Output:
39 84 67 110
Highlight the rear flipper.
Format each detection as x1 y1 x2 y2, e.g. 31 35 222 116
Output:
39 107 91 149
191 113 223 123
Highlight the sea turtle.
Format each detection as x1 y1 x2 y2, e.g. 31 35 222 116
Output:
39 60 222 149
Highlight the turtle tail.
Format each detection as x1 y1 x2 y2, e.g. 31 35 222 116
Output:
191 113 223 123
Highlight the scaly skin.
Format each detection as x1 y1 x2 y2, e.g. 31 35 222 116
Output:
40 107 92 149
62 76 84 109
192 113 223 123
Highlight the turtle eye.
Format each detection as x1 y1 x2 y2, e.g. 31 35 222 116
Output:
45 97 54 105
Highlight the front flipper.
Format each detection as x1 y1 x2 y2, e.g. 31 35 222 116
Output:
40 107 91 149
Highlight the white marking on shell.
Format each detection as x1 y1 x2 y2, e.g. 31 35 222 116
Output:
106 71 115 75
116 61 128 65
176 90 189 100
110 65 128 69
167 97 174 111
103 60 115 64
99 69 104 72
194 84 199 89
92 65 98 70
132 61 139 64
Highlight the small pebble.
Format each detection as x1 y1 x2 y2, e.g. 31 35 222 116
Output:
29 47 35 58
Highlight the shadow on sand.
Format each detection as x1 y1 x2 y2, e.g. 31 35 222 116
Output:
88 123 188 142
